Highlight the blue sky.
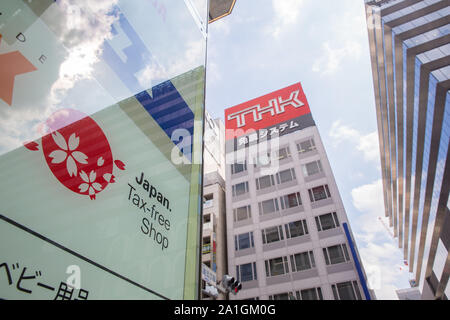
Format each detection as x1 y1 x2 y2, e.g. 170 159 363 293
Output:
205 0 411 299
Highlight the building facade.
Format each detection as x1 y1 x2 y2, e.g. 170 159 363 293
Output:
201 111 228 299
224 83 373 300
365 0 450 299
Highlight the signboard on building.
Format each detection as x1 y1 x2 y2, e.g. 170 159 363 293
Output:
201 263 217 286
224 83 315 152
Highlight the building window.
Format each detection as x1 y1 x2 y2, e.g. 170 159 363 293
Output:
297 138 316 154
262 225 284 244
233 205 251 222
258 198 280 215
323 244 351 265
331 281 362 300
302 160 323 177
308 184 331 202
290 251 315 272
269 292 295 300
280 192 302 210
232 162 247 174
236 262 257 282
235 232 254 251
265 256 289 277
232 181 249 197
276 168 296 184
295 287 323 300
256 174 275 190
284 220 308 239
203 214 211 224
315 212 340 231
275 146 291 160
253 153 271 168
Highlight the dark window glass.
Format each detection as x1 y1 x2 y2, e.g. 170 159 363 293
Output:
300 288 319 300
240 263 254 282
336 282 357 300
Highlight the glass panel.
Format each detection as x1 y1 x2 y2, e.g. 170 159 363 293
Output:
272 293 290 300
287 221 305 238
235 206 250 221
258 175 273 189
312 186 327 201
232 162 246 174
277 147 290 160
301 288 318 300
305 161 321 176
261 199 277 215
238 233 251 250
265 226 281 243
269 257 285 276
0 0 207 300
234 182 247 196
328 245 346 264
284 193 300 208
240 263 254 282
298 139 315 153
319 213 335 230
278 169 294 184
294 252 311 271
353 281 362 300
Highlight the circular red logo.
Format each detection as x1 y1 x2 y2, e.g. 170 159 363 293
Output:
24 109 125 200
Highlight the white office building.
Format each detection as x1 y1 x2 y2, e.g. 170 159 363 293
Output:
224 83 374 300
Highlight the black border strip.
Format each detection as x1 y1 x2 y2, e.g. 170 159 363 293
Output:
0 214 170 300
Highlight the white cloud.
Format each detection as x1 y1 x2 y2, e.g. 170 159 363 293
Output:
209 18 231 37
135 39 205 90
268 0 307 38
329 120 380 163
312 40 362 75
312 6 366 75
351 179 411 299
0 0 119 155
46 0 119 108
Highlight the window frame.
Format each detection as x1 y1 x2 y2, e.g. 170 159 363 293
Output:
234 231 255 251
236 262 258 282
275 146 291 160
276 168 297 184
231 161 247 175
256 174 276 190
280 192 302 210
302 159 323 177
265 256 289 277
285 219 309 239
297 138 316 154
233 205 252 222
323 243 351 265
315 212 340 231
232 181 249 197
262 225 284 244
295 287 323 300
331 281 362 300
308 184 331 202
258 198 280 216
289 250 316 272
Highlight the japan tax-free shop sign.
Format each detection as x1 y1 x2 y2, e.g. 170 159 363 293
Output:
0 0 204 300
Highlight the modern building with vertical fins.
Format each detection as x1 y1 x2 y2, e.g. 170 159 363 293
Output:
224 83 373 300
364 0 450 299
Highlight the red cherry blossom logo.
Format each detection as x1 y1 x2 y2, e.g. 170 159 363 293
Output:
24 109 125 200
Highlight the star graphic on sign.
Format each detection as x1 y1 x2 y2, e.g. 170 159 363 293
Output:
0 34 37 106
